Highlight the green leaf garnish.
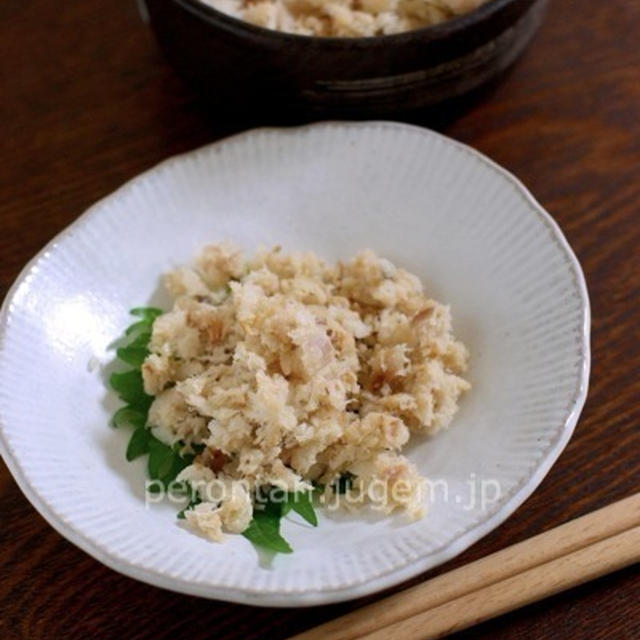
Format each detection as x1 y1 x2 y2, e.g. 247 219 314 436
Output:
110 307 193 490
241 487 319 553
312 482 325 497
125 320 152 337
116 345 149 368
147 437 175 479
111 405 146 429
109 306 320 555
333 472 356 494
126 426 151 461
177 487 202 519
146 435 189 487
287 491 318 526
281 499 294 517
109 370 152 410
130 307 163 320
129 325 152 344
242 501 293 554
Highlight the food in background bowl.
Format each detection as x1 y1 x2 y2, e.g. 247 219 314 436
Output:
144 0 549 118
201 0 490 37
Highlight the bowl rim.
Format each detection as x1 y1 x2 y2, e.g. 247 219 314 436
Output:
0 121 591 607
169 0 528 46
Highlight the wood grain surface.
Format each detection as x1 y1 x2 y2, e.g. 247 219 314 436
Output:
1 1 639 639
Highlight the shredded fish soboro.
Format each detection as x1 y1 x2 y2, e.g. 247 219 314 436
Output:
202 0 489 37
142 244 470 541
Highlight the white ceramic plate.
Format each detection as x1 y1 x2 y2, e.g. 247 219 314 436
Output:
0 122 589 606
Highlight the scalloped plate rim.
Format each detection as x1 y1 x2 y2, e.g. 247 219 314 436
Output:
0 121 590 607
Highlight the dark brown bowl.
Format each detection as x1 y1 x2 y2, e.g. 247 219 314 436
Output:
142 0 548 119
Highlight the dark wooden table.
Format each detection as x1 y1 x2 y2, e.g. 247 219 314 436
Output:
1 1 639 638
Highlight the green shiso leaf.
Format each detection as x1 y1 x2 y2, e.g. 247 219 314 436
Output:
126 426 151 461
147 437 175 479
333 471 356 495
288 491 318 527
116 345 149 368
242 487 319 553
127 330 152 349
130 307 163 320
146 435 189 487
177 488 202 519
111 405 146 430
281 499 294 517
125 320 152 337
242 501 293 554
110 305 319 555
109 370 152 410
110 307 207 504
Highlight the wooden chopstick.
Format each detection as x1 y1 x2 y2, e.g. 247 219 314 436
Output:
290 493 640 640
361 525 639 640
